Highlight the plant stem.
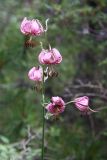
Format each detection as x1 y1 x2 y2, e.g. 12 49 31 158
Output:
42 103 45 160
65 100 74 105
41 68 45 160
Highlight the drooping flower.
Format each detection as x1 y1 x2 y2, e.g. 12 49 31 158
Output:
31 19 44 36
20 17 31 35
28 66 43 81
74 96 97 113
38 48 62 65
20 17 44 36
46 96 65 115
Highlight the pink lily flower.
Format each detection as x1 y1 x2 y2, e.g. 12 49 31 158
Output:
28 66 43 82
20 17 44 36
74 96 97 113
38 48 62 65
46 96 65 115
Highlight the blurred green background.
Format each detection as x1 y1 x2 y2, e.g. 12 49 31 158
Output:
0 0 107 159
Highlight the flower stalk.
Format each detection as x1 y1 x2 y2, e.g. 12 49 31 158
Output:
41 68 45 160
65 100 75 105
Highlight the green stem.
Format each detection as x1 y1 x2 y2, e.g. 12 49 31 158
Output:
41 68 45 160
42 104 45 160
65 100 74 106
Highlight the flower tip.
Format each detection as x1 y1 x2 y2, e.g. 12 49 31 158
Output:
44 18 49 32
46 18 49 22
